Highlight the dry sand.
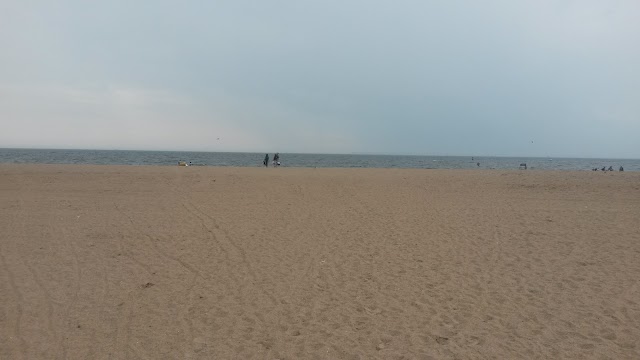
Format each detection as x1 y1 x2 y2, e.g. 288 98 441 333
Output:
1 164 639 359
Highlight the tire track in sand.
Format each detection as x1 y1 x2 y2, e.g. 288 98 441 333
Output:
111 204 154 359
60 206 104 360
161 173 242 299
113 205 155 275
114 202 201 358
23 259 58 355
182 200 279 307
61 170 95 359
56 169 106 359
114 201 202 279
0 247 28 359
165 170 280 353
178 201 263 353
59 220 82 360
1 172 33 359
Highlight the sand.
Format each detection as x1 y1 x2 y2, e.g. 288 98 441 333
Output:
1 164 639 359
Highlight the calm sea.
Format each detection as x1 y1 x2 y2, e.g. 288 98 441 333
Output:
0 148 638 171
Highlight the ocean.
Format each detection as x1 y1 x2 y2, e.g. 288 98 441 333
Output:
0 148 637 171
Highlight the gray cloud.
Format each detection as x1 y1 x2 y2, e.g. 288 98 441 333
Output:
1 0 639 157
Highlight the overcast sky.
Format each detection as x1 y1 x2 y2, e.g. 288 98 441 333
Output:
1 1 639 158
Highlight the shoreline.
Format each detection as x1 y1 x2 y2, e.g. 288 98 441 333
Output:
1 162 636 172
2 149 637 171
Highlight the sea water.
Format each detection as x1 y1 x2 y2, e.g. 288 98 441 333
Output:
0 148 637 171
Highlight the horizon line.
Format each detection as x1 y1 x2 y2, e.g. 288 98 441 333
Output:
2 147 639 161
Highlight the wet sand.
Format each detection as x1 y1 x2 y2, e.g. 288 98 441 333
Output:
1 164 639 359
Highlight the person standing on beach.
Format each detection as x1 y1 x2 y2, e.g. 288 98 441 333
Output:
263 154 269 167
273 153 280 167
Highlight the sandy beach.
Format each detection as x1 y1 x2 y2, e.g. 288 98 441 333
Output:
1 164 639 359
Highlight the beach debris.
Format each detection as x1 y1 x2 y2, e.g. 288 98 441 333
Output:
435 336 449 345
141 282 155 289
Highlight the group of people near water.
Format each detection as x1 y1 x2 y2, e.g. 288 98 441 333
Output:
592 166 623 171
263 153 281 167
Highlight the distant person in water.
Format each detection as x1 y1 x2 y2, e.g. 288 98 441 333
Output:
263 154 269 167
477 162 480 167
